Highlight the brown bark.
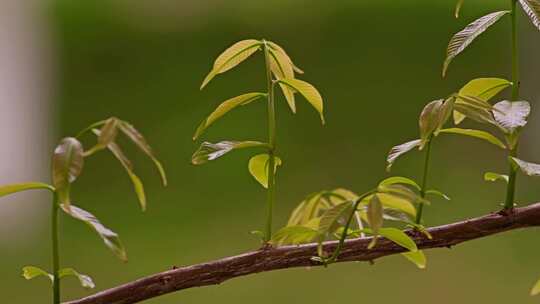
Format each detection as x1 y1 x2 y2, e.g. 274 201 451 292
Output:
65 202 540 304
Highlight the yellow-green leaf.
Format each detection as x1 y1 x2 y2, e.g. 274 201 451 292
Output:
455 0 465 18
268 47 296 113
437 128 506 149
377 193 417 217
379 227 417 252
0 182 54 199
419 100 444 147
201 39 262 89
59 268 95 289
367 194 383 235
484 172 509 183
454 78 512 124
271 226 319 246
193 93 266 140
531 277 540 296
22 266 53 282
248 154 282 188
278 78 325 124
402 250 427 269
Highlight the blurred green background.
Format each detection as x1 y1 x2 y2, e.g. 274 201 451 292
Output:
2 0 540 303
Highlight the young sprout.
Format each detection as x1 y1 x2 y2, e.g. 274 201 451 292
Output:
192 39 324 243
272 176 431 269
0 117 166 304
444 0 540 211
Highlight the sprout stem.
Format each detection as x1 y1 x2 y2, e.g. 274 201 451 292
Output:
263 41 277 242
416 136 433 224
51 192 60 304
504 0 520 210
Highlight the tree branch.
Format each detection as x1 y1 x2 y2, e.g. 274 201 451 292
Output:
65 202 540 304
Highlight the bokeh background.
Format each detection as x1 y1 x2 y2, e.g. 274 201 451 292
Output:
1 0 540 303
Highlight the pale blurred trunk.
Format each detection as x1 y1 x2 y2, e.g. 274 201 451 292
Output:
0 1 55 242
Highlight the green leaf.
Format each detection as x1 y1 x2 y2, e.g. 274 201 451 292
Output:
443 11 510 77
425 189 451 201
0 182 54 199
277 78 325 124
379 227 417 252
455 0 465 18
117 120 167 186
52 137 85 207
201 39 262 89
191 140 267 165
519 0 540 31
510 157 540 177
22 266 53 282
60 204 127 262
379 176 421 191
271 226 319 246
493 100 531 133
318 200 354 235
419 99 443 148
193 93 266 140
59 268 95 289
267 47 296 113
454 78 512 124
92 129 147 211
531 277 540 296
248 154 282 188
401 250 427 269
386 139 421 171
484 172 509 183
437 128 506 149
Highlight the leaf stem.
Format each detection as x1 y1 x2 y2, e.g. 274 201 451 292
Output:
504 0 520 210
325 189 377 264
263 40 277 242
416 136 433 224
51 192 60 304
